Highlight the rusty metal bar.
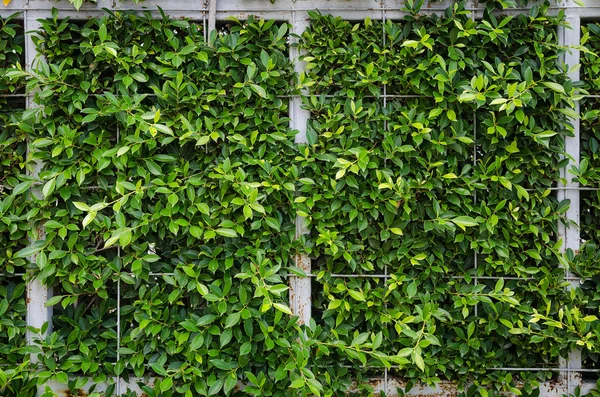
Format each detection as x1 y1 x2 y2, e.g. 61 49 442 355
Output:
288 10 312 327
207 0 216 38
23 13 50 368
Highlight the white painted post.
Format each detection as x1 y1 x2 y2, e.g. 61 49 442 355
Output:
23 13 50 362
289 11 311 326
557 11 582 396
208 0 217 39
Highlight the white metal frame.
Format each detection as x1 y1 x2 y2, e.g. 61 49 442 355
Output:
0 0 598 395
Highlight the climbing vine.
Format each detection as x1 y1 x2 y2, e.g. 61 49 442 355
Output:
299 1 588 394
1 9 406 397
0 2 599 397
0 12 34 395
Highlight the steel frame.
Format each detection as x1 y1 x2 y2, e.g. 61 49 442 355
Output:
0 0 598 395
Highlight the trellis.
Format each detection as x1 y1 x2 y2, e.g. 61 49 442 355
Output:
0 0 599 395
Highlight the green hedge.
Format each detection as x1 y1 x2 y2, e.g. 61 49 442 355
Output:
0 2 599 397
0 12 32 395
299 3 576 392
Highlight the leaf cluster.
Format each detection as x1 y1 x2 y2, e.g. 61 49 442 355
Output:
297 2 587 394
1 3 599 397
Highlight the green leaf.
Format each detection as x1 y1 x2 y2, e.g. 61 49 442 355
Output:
541 81 565 94
265 217 280 232
82 211 97 228
451 216 478 230
12 181 33 196
99 24 107 42
250 84 267 98
413 351 425 371
42 178 56 198
73 202 90 211
208 378 224 396
45 295 63 307
154 124 173 135
224 375 238 396
189 334 204 350
273 302 292 315
15 242 45 259
160 377 173 392
348 290 365 302
197 314 218 326
351 332 370 346
190 226 203 238
225 312 241 328
447 109 457 121
401 39 419 48
131 72 148 82
514 185 530 201
216 228 238 238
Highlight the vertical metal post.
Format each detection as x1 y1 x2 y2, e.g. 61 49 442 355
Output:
557 12 582 396
208 0 217 39
381 2 389 392
203 2 208 42
289 10 311 326
24 12 50 362
116 245 121 396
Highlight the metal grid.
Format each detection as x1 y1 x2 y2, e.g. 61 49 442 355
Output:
0 0 598 394
288 0 596 395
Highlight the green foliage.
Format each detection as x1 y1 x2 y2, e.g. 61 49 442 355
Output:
298 2 584 394
23 10 301 396
2 9 406 397
0 3 599 397
0 12 35 397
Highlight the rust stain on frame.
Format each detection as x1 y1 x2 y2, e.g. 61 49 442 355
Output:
291 253 311 325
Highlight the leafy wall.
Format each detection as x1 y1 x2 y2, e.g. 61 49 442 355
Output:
300 2 577 391
0 11 31 394
0 2 599 397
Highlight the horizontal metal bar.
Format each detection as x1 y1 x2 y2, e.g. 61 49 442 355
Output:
490 367 600 373
538 187 600 191
452 275 536 281
41 272 583 281
1 4 585 12
306 273 389 278
311 94 426 98
0 184 104 190
0 272 584 281
0 93 427 100
10 7 208 11
293 274 587 281
208 6 583 11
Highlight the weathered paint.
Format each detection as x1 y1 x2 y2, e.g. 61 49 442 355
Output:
24 15 50 361
557 11 583 397
289 12 312 327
